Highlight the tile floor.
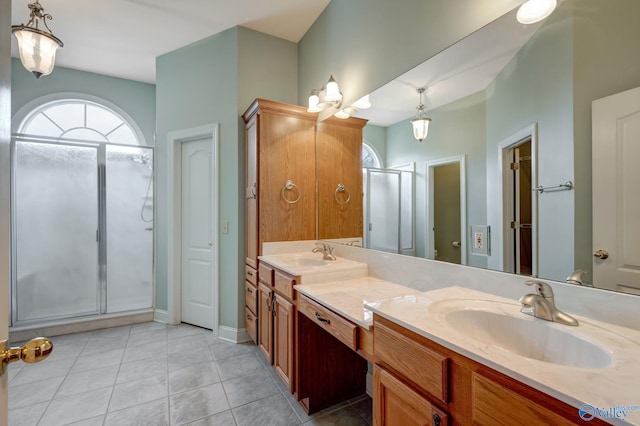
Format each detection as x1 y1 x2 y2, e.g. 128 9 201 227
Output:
8 322 372 426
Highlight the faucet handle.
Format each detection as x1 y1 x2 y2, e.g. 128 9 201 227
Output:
525 280 554 299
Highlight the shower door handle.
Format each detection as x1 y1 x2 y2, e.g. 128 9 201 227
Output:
96 229 100 243
0 338 53 376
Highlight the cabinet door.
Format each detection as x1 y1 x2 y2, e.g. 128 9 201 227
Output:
273 294 295 392
245 115 259 268
259 112 316 243
257 282 273 364
374 366 448 426
317 118 365 239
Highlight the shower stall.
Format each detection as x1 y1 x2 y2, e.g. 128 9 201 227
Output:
10 135 154 326
363 165 415 255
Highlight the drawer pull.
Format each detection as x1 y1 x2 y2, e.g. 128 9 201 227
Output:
247 287 253 294
315 312 331 325
246 315 253 321
247 271 253 276
433 413 441 426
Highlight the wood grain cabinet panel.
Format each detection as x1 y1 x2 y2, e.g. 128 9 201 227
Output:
244 281 258 315
374 320 449 404
274 295 295 392
298 294 358 351
374 366 448 426
245 307 258 344
274 270 296 301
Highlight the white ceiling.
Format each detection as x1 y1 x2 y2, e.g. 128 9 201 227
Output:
10 0 331 83
354 7 543 127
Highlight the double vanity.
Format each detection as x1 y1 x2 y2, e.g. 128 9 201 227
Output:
246 241 640 426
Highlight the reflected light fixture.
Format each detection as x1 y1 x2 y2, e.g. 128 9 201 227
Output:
12 1 64 79
307 76 372 119
517 0 557 24
411 88 432 142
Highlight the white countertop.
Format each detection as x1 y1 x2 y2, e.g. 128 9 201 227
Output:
295 277 422 329
259 252 367 284
366 286 640 425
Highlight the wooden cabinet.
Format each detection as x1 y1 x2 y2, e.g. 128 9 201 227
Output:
255 260 297 393
374 366 448 426
242 99 368 265
316 117 365 239
372 315 608 426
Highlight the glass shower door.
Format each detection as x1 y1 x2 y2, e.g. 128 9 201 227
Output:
106 146 153 312
14 141 99 323
365 169 401 253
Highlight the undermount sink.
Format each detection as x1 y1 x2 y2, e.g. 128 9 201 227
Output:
429 299 612 369
277 256 330 268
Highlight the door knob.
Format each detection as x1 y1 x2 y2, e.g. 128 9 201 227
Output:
451 241 461 248
208 241 213 246
0 337 53 376
593 249 609 260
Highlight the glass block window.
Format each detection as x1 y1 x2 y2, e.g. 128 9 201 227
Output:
20 100 140 145
362 142 382 168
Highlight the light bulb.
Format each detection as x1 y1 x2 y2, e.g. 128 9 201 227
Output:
517 0 557 24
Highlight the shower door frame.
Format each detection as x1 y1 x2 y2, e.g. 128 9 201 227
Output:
9 134 155 327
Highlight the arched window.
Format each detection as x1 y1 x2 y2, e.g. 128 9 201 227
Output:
362 141 382 168
18 99 143 145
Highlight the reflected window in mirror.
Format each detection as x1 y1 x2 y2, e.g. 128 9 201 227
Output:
362 141 382 168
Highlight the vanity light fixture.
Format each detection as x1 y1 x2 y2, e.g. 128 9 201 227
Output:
516 0 557 24
307 76 371 119
411 88 432 142
12 1 64 79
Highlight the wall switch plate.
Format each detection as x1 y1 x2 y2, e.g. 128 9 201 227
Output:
222 221 229 234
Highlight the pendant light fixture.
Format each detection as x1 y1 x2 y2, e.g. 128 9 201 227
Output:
411 88 432 142
12 1 64 79
517 0 557 24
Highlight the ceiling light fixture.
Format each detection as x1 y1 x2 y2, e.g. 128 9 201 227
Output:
12 1 64 79
516 0 557 24
307 76 371 119
411 88 432 142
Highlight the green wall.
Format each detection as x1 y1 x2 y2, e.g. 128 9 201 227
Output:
297 0 522 109
363 124 386 167
155 27 297 328
11 60 156 146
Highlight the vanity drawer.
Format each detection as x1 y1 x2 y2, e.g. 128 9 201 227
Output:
245 265 257 286
245 281 258 315
298 294 357 351
258 263 274 286
374 320 449 404
245 307 258 344
274 270 296 300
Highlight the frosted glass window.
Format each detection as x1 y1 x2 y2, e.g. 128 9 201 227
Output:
106 146 153 312
362 143 381 168
20 100 143 145
15 142 99 322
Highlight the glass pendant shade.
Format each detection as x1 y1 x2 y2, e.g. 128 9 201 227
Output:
307 91 322 113
325 75 342 102
334 110 350 119
517 0 557 24
13 27 62 78
411 116 431 142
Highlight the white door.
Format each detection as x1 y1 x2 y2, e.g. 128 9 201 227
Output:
592 86 640 294
181 138 215 329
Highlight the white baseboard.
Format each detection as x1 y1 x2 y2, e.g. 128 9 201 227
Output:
154 309 169 324
366 372 373 397
218 326 252 344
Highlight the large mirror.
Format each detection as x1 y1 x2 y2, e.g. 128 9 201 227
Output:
328 0 640 295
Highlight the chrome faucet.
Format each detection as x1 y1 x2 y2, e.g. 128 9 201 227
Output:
312 242 336 260
518 280 579 326
566 270 592 287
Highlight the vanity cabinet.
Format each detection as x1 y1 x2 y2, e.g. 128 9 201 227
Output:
255 259 297 393
373 315 607 426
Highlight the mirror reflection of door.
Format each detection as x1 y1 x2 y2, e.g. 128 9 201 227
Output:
509 140 533 276
433 163 461 264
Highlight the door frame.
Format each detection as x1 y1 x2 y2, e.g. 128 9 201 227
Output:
425 155 467 265
498 123 538 275
167 124 219 334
